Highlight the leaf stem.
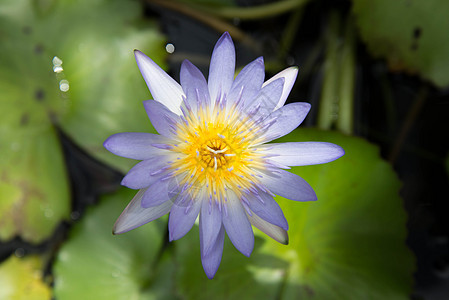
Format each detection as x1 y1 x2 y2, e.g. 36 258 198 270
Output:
192 0 310 20
388 85 428 163
277 7 305 62
146 0 260 51
336 16 356 135
317 11 340 130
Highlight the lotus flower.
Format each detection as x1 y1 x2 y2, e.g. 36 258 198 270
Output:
104 32 344 278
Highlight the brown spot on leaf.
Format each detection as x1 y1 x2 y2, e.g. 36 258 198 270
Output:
413 27 422 39
22 26 32 35
20 114 29 126
34 44 44 55
35 89 45 101
0 172 46 240
411 27 422 51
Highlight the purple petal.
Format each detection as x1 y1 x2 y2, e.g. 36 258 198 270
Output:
243 77 284 119
121 155 173 189
227 57 265 108
208 32 236 104
200 225 225 279
262 142 345 166
113 188 173 234
246 192 288 230
222 191 254 257
199 197 223 255
143 100 179 138
262 67 298 110
180 60 210 112
257 169 317 202
246 212 288 245
103 132 170 160
141 178 173 208
134 50 183 115
257 102 311 144
168 198 202 241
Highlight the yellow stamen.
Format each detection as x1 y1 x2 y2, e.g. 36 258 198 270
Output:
169 104 265 203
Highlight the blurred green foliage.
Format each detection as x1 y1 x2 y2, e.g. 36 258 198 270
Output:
0 255 51 299
0 0 163 243
352 0 449 88
53 188 167 300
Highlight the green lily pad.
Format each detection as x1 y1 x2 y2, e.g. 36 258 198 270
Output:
53 188 170 300
0 0 165 242
0 125 70 243
1 0 165 172
0 255 52 300
263 129 414 298
173 129 414 299
174 227 287 299
351 0 449 87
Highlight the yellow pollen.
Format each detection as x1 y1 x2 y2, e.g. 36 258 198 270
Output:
168 104 266 203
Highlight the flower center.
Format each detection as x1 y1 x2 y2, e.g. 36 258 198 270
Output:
168 103 265 203
200 138 235 171
182 123 245 174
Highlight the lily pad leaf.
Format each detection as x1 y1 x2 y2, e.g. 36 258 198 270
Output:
0 125 70 244
0 0 165 242
173 129 414 299
351 0 449 87
53 188 171 300
174 227 287 299
1 0 165 172
0 255 52 300
261 129 415 299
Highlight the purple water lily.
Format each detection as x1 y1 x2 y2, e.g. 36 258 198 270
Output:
104 32 344 279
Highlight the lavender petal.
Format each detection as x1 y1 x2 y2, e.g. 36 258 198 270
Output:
180 60 210 112
262 142 345 166
262 66 298 110
121 155 174 189
246 212 288 245
141 179 173 208
199 197 223 255
103 132 170 160
143 100 179 138
244 77 284 119
168 198 202 241
222 191 254 257
257 102 311 144
113 188 173 234
208 32 236 105
227 57 265 108
134 50 183 115
257 169 317 202
246 192 288 230
200 225 225 279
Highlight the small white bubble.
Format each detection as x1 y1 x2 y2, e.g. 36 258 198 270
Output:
53 65 63 73
59 251 69 261
70 211 80 220
52 56 63 66
14 248 25 257
32 270 41 279
286 56 295 65
111 270 121 278
78 43 87 52
59 79 69 92
10 142 20 151
165 43 175 54
44 208 54 218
